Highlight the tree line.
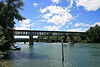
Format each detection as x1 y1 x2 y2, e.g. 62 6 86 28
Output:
38 25 100 43
70 25 100 43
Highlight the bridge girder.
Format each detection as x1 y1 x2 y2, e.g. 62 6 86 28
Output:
13 30 87 36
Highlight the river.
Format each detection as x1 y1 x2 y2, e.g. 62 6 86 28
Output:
0 43 100 67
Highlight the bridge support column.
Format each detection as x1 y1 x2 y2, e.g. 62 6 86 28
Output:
64 36 67 42
29 33 33 45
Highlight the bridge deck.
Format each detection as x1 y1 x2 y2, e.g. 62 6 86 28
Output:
13 30 87 36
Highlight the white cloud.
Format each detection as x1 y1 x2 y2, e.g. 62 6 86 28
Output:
69 22 100 32
15 19 35 30
67 28 88 32
40 8 47 13
51 0 60 4
42 13 52 19
15 27 30 30
33 3 38 7
74 22 90 27
19 19 31 24
76 0 100 11
40 5 73 26
44 25 61 31
91 22 100 27
46 15 71 25
67 0 74 9
68 22 72 25
19 19 31 29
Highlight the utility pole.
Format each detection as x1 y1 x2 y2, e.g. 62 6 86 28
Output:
69 25 70 32
61 39 64 67
30 21 31 30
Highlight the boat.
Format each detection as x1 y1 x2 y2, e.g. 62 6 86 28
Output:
14 45 21 50
11 44 21 50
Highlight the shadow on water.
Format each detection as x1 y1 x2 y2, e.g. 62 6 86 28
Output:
6 52 48 60
4 45 49 61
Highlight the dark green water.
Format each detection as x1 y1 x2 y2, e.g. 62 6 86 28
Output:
0 43 100 67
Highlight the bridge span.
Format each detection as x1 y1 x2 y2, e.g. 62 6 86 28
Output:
13 30 87 45
14 30 86 36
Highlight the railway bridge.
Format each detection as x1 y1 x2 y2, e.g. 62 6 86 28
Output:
14 30 87 45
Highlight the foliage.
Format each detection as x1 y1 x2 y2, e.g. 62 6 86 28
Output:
86 25 100 43
0 26 6 46
38 36 73 43
0 0 24 50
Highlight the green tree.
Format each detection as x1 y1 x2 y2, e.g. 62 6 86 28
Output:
0 0 25 50
86 25 100 43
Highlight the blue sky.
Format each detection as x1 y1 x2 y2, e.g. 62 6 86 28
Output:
15 0 100 32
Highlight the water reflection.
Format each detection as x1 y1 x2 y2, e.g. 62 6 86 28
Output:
0 43 100 67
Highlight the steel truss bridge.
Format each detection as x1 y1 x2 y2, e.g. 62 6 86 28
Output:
14 30 87 45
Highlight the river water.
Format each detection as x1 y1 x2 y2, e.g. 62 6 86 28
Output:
0 43 100 67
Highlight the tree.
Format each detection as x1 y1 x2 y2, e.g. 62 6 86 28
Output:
86 25 100 43
0 0 25 50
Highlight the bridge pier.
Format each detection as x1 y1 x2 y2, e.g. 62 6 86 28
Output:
64 36 67 42
29 32 33 45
